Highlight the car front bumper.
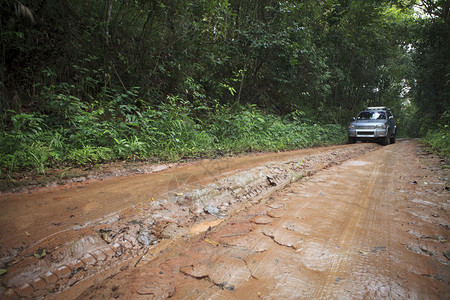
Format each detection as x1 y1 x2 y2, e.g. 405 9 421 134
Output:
348 128 388 139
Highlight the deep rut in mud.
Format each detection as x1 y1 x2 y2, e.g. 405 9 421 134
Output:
75 140 448 300
0 144 377 299
1 141 449 299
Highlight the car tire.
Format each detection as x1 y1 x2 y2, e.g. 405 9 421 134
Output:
382 134 390 146
390 135 396 144
348 137 356 144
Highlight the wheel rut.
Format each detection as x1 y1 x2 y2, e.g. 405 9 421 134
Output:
2 141 449 299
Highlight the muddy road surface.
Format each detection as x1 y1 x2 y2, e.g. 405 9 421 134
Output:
1 140 449 299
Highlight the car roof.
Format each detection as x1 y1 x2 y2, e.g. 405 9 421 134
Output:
365 106 390 111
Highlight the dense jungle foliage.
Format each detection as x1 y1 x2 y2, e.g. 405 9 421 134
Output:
0 0 449 174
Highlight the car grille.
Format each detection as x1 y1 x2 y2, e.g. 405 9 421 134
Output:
357 125 376 129
357 131 374 136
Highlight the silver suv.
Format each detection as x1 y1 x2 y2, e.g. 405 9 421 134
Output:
348 107 396 145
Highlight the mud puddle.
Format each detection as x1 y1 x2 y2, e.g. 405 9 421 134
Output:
0 143 381 298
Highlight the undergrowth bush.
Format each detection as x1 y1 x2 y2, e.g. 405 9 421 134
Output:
421 125 450 157
0 88 346 174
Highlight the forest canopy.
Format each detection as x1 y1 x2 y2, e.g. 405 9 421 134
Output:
0 0 449 173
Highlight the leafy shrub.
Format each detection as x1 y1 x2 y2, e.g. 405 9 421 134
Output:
421 125 450 157
0 89 347 174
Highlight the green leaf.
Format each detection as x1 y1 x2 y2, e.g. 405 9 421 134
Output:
34 249 46 259
0 269 7 275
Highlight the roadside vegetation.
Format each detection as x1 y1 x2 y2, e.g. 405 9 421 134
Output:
0 86 345 174
421 126 450 157
0 0 448 173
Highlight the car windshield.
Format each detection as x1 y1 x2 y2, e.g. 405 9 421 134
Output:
357 111 386 120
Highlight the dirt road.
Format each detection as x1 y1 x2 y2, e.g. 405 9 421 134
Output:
1 140 449 299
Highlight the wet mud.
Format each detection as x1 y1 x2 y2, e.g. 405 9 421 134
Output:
1 141 449 299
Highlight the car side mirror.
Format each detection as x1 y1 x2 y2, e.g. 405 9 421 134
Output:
352 117 356 121
389 116 394 119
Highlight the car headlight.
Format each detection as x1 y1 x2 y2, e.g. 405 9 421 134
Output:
348 124 356 129
376 124 386 129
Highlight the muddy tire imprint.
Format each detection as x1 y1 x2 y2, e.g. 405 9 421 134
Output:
0 144 381 298
72 140 449 299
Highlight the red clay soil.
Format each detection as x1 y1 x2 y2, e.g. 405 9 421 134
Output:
77 140 449 299
1 141 449 299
